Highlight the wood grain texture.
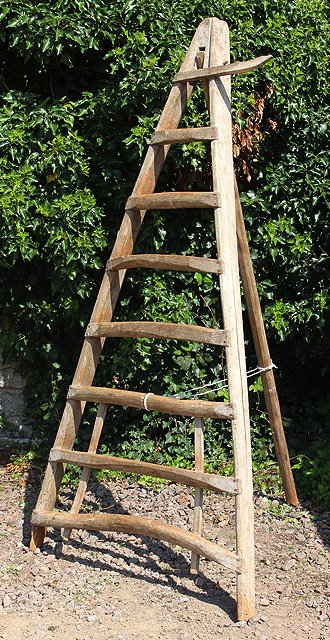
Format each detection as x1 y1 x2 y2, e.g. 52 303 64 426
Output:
67 385 234 419
86 321 228 346
150 126 218 144
31 511 242 573
174 54 272 83
50 448 239 494
126 192 221 211
106 254 223 274
235 181 298 506
208 18 255 620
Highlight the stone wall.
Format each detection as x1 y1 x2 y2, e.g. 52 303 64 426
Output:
0 352 30 445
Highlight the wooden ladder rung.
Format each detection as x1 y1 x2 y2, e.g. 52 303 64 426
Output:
49 448 240 494
67 386 234 419
126 191 221 211
31 511 242 573
150 126 219 145
173 54 272 83
106 253 223 274
86 321 228 346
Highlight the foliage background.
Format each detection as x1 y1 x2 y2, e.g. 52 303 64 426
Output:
0 0 329 504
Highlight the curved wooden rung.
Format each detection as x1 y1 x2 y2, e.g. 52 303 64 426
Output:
126 192 221 211
174 55 272 83
67 386 234 420
106 254 223 274
85 321 228 346
31 510 242 573
150 126 219 145
49 448 240 494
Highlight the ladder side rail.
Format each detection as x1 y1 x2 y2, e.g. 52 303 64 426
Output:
30 18 213 549
208 18 255 620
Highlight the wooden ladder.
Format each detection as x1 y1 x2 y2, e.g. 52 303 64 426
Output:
30 17 298 621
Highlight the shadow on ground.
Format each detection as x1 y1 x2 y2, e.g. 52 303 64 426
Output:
21 468 238 620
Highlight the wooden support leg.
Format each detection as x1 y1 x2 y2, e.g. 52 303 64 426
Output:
234 181 299 507
190 418 204 574
209 18 255 620
63 403 108 539
30 525 47 551
30 398 86 549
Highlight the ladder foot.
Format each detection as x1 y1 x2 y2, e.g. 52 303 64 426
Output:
237 589 256 621
30 525 46 550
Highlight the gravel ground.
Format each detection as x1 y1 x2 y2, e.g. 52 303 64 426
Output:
0 461 329 640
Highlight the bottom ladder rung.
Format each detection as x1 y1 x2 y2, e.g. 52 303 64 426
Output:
31 511 242 573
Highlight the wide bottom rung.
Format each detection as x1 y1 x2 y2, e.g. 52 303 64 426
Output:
31 511 242 573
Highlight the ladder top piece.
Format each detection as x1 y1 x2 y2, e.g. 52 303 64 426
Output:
150 126 219 145
174 54 272 83
126 192 221 211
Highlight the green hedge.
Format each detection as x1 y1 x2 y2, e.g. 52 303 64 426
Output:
0 1 329 503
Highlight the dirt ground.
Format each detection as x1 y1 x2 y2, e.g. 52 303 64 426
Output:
0 459 329 640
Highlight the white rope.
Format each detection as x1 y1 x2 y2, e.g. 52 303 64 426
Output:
257 361 278 373
143 392 154 411
166 361 277 400
142 363 278 407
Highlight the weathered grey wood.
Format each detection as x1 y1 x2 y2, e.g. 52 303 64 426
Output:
235 181 298 506
86 321 228 346
106 254 223 274
30 17 213 550
126 191 221 211
208 18 255 620
63 403 108 539
31 511 242 573
174 54 272 83
67 386 234 420
150 126 218 145
190 418 204 574
50 449 240 494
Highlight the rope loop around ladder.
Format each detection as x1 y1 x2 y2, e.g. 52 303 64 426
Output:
143 392 154 411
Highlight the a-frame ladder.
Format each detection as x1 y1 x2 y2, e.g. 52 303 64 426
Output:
30 18 297 621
